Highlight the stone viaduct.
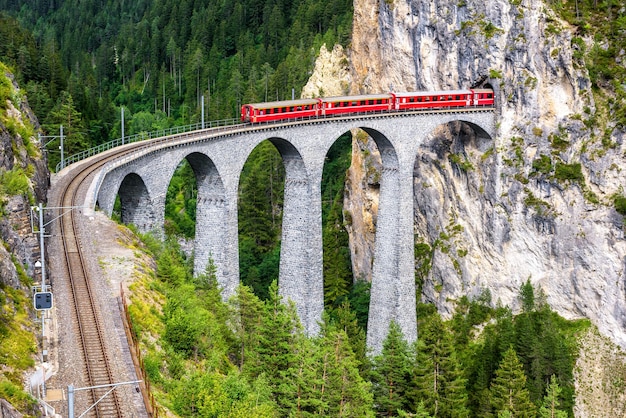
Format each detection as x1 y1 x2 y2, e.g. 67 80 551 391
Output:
89 110 495 352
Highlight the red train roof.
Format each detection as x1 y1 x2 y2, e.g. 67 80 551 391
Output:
321 93 393 102
392 90 473 97
244 98 320 109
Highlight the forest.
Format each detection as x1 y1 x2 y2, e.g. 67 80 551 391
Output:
127 232 587 417
0 0 622 415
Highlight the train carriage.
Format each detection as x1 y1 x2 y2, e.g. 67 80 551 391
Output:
241 98 321 123
471 88 495 106
392 90 474 111
320 93 393 116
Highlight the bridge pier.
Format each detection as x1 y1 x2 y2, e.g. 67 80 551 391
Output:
365 135 418 353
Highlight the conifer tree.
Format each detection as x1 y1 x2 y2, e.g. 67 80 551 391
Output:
411 315 469 417
229 284 264 370
319 326 373 417
539 375 567 418
490 347 536 418
371 321 412 417
333 300 368 370
247 280 301 414
44 91 90 170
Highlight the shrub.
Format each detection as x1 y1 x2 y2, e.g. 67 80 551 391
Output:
532 154 553 175
554 162 584 182
0 168 30 196
613 194 626 216
489 69 503 79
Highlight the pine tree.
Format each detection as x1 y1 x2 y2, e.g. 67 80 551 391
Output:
539 375 568 418
411 315 469 417
44 91 90 170
229 284 264 370
490 347 536 418
246 280 301 415
319 325 373 417
371 321 412 417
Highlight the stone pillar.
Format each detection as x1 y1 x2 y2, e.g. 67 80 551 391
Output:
366 145 417 353
278 154 323 336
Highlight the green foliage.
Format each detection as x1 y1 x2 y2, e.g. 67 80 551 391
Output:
0 380 38 415
371 322 413 416
539 375 568 418
238 141 285 299
0 167 30 197
489 347 536 417
43 92 90 171
531 154 553 175
480 20 502 39
127 232 589 417
612 193 626 216
489 69 503 79
0 258 38 417
164 159 197 238
549 133 570 152
411 315 470 417
414 240 433 296
0 63 11 109
519 279 535 313
322 133 353 310
554 162 584 182
449 153 474 171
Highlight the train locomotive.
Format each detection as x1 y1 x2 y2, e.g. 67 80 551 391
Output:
241 88 494 123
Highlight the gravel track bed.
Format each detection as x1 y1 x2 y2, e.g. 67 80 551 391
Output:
44 169 148 418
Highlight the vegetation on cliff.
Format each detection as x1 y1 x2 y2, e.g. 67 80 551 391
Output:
0 64 43 416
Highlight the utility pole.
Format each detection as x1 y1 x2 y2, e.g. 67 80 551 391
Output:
39 125 65 171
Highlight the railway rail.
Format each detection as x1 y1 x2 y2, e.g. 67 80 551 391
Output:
56 152 128 417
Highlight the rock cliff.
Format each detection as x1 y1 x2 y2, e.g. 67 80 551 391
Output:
304 0 626 353
0 68 48 287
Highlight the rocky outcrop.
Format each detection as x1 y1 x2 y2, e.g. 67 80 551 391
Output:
305 0 626 353
0 69 48 286
0 399 23 418
301 44 352 98
345 0 626 350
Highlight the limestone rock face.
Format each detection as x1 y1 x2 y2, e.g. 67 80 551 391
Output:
301 44 352 98
0 70 49 288
342 0 626 351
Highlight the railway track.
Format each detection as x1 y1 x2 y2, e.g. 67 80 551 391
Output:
57 153 126 417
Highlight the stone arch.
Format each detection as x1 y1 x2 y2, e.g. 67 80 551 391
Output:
118 173 156 231
332 126 415 353
412 118 497 326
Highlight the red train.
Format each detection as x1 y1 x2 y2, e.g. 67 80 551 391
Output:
241 89 494 123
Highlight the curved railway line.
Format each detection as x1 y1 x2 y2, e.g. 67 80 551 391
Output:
57 154 125 417
47 108 493 416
